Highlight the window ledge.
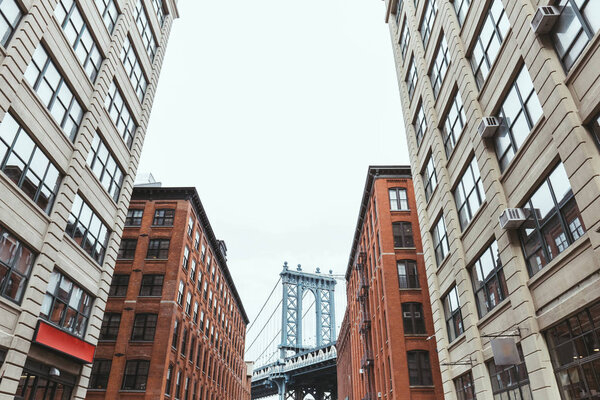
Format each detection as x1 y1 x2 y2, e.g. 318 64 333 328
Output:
458 200 488 241
394 247 417 250
436 253 451 273
476 297 511 329
144 258 168 261
390 209 411 213
399 288 422 291
447 331 467 351
151 225 174 228
565 29 600 86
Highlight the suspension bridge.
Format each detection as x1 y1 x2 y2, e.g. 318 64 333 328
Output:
244 262 345 400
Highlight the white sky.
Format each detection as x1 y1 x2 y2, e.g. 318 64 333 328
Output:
138 0 409 351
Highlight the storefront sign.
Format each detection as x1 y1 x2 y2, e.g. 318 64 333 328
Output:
33 321 95 363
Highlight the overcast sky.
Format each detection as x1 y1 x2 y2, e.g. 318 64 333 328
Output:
138 0 409 356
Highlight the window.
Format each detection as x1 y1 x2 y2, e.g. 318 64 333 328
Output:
117 239 137 260
177 280 184 305
185 292 192 315
432 216 449 266
389 188 408 211
180 327 188 356
406 57 418 100
89 359 111 389
392 222 414 248
121 37 147 102
183 246 189 269
430 35 449 98
94 0 118 33
494 66 543 171
552 0 600 71
105 81 136 148
108 274 129 296
454 158 485 230
201 243 206 261
40 270 92 337
488 346 532 399
25 45 84 141
453 0 470 26
397 260 419 289
471 241 507 318
0 0 22 47
519 163 585 276
174 371 181 399
193 301 199 323
402 303 426 334
194 231 200 250
183 377 189 400
146 239 170 259
122 360 149 390
190 259 197 282
99 312 120 340
55 0 103 82
454 371 476 400
139 274 163 296
187 217 194 236
443 285 463 342
407 350 433 386
87 134 124 202
131 313 157 341
420 0 437 48
0 225 35 304
414 102 427 147
135 0 157 61
153 209 175 226
442 90 466 157
470 0 509 88
66 194 110 263
394 0 403 25
399 17 410 60
165 364 173 396
151 0 165 26
172 319 179 349
125 209 143 226
0 113 62 214
423 155 437 201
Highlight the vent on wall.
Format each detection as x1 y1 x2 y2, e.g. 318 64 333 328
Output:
478 116 501 138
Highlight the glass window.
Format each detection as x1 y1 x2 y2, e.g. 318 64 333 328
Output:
0 225 35 304
399 17 411 60
471 241 507 318
454 0 471 27
470 0 510 88
55 0 103 82
442 90 466 157
135 0 157 61
86 133 124 201
105 81 137 148
146 239 170 259
94 0 118 33
394 0 403 25
443 285 463 342
0 113 62 214
454 371 476 400
108 274 129 296
131 313 157 341
194 231 200 250
423 155 437 202
190 259 197 281
121 360 149 390
455 158 485 230
174 370 181 398
121 37 147 103
66 194 110 264
99 312 120 340
89 359 111 389
552 0 600 71
494 66 543 170
407 350 433 386
420 0 437 48
117 239 137 260
172 319 179 349
402 302 426 334
183 246 189 269
392 222 414 247
153 209 174 225
177 280 184 305
180 326 188 356
397 260 419 289
430 35 450 98
187 216 194 236
414 102 427 147
193 301 199 323
0 0 22 47
139 274 163 296
125 209 143 226
389 188 409 211
488 346 532 399
165 364 173 396
151 0 165 26
407 57 418 100
40 269 93 337
185 292 192 315
25 45 84 141
520 163 585 276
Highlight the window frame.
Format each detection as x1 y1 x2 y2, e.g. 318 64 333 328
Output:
89 359 112 389
470 240 507 318
125 209 143 226
402 302 426 335
443 285 464 342
117 239 137 260
406 56 418 101
105 81 137 148
407 350 433 386
442 88 466 158
0 0 23 48
392 221 414 248
108 274 129 296
397 259 420 289
139 274 163 297
454 370 476 400
146 238 170 259
389 187 409 211
153 209 175 226
99 312 121 341
0 225 35 304
130 313 158 341
419 0 437 48
454 157 485 230
66 193 110 264
121 359 150 391
453 0 471 27
94 0 119 33
429 34 450 98
423 155 437 202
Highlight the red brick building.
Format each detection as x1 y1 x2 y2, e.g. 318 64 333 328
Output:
336 310 353 400
340 166 443 400
86 186 250 400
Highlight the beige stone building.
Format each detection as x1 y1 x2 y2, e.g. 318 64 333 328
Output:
0 0 177 398
383 0 600 399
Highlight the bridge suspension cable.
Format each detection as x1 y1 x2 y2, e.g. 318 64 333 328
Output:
247 276 281 334
245 298 282 354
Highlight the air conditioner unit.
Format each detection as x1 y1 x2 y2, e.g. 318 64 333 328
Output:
478 116 501 138
499 208 528 229
403 312 412 318
531 6 560 35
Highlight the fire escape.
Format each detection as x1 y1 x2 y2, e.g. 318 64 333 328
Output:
356 251 374 400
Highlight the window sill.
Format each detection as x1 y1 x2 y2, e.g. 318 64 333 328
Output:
144 258 168 261
399 288 421 291
447 331 467 351
129 340 154 344
436 253 451 272
458 200 488 241
394 247 417 250
476 297 511 329
390 209 411 213
151 225 174 228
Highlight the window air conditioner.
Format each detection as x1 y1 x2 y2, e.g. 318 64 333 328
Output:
499 208 528 229
403 312 412 318
478 116 501 138
531 6 560 35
